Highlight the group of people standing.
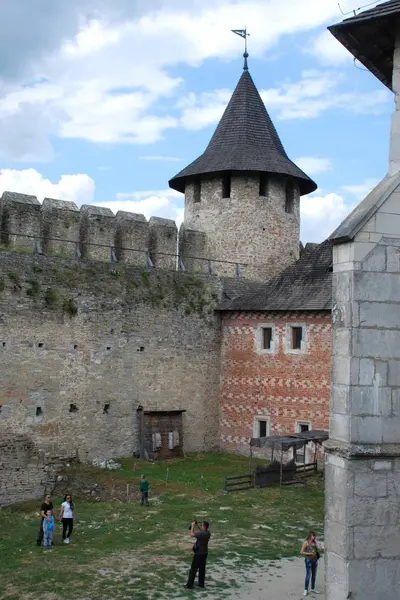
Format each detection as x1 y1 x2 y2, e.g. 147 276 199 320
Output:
36 493 75 550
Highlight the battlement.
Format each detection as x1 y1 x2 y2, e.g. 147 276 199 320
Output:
0 191 247 278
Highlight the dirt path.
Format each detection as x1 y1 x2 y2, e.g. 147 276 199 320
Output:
225 557 325 600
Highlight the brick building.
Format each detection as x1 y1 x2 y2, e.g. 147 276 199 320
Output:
218 242 333 455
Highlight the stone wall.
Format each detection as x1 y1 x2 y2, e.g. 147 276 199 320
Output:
326 173 400 600
0 251 222 506
220 311 332 454
0 190 245 278
183 173 300 282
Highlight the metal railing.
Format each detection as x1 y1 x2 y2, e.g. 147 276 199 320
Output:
0 231 247 278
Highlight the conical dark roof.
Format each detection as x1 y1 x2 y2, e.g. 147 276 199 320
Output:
169 70 317 195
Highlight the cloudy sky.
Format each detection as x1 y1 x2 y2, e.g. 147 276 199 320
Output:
0 0 392 242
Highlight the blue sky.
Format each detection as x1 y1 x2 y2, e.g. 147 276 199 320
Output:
0 0 393 242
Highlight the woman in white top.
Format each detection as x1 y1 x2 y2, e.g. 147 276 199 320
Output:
58 493 75 544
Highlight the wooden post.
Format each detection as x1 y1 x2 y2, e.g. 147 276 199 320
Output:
280 448 283 487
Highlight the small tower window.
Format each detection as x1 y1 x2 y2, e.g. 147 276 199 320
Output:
193 178 201 203
259 173 268 197
285 181 295 213
222 174 231 199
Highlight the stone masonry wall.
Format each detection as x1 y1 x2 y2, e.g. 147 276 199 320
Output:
220 311 332 454
326 177 400 600
0 251 222 506
183 173 300 282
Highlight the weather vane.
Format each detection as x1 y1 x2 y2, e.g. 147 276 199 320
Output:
231 27 250 70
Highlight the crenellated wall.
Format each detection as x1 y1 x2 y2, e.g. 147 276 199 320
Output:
0 191 178 268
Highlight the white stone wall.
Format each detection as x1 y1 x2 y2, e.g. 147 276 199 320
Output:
184 173 300 281
326 180 400 600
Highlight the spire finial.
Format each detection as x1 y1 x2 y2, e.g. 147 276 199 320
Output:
231 27 250 70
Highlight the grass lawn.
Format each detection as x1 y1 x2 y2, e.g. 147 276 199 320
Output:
0 453 324 600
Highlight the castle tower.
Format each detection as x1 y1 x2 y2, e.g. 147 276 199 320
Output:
169 57 317 281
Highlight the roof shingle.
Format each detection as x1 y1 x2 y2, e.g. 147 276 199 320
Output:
328 0 400 90
218 240 332 312
169 70 317 196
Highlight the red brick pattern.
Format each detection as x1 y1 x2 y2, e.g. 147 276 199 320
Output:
220 311 332 453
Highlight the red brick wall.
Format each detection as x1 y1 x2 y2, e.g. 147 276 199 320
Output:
220 311 332 454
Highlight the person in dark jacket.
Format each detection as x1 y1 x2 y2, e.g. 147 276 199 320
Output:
139 475 149 505
36 493 54 546
185 521 211 589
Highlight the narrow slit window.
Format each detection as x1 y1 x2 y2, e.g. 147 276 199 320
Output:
259 173 268 197
262 327 273 350
258 420 267 437
285 181 295 213
193 178 201 203
291 326 303 350
222 174 231 199
103 403 110 414
36 407 43 417
69 403 78 413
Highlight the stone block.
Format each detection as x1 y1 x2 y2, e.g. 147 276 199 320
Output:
354 525 400 559
325 552 348 600
349 495 398 527
354 471 387 497
80 205 116 261
388 360 400 386
179 225 208 273
351 386 391 417
360 301 400 329
348 558 400 600
330 413 350 442
148 217 177 269
387 245 400 271
325 518 352 560
361 244 386 272
114 211 148 265
41 198 80 257
353 241 376 262
333 243 353 265
376 212 400 236
0 191 40 252
359 358 375 385
380 191 400 215
382 416 400 443
351 415 383 443
354 271 400 302
331 384 350 415
354 329 400 360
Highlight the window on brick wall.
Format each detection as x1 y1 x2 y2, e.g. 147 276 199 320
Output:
253 416 270 438
256 324 275 353
291 326 303 350
262 327 273 350
285 324 306 353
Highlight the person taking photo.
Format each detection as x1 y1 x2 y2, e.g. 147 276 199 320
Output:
185 520 211 590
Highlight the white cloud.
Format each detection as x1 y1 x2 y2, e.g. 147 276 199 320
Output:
179 89 232 130
260 71 390 120
99 188 184 226
300 176 382 242
139 155 182 162
300 191 354 242
0 0 379 158
0 168 95 204
341 177 379 200
306 30 353 66
295 156 332 175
